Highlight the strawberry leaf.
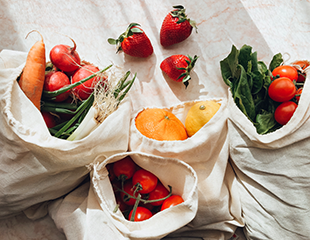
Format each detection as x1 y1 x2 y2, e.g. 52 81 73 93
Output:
189 19 198 33
183 75 191 83
177 72 188 80
172 5 184 10
176 18 187 24
107 38 117 45
131 28 144 33
128 23 141 29
116 45 122 53
183 75 191 88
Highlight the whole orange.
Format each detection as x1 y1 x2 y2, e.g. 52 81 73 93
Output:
135 108 188 141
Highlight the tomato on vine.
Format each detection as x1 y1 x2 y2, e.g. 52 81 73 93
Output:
160 195 184 211
121 181 138 206
113 156 136 181
128 206 153 222
272 65 298 81
132 169 158 194
115 192 131 212
148 182 170 206
106 163 116 182
268 77 296 102
274 101 297 125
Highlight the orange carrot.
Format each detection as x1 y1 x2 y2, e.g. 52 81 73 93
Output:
18 30 46 110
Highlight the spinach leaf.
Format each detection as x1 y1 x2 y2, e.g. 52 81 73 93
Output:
234 64 256 122
220 45 240 87
251 70 263 95
255 110 277 134
269 53 283 72
238 45 253 73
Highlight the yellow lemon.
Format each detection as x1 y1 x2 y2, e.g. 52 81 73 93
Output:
185 100 221 137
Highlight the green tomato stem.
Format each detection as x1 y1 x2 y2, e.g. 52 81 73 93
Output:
113 183 172 205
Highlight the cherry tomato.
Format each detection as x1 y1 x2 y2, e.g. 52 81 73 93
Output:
115 192 131 212
139 201 155 212
272 65 298 81
111 178 121 192
160 195 184 211
113 156 136 180
295 88 302 102
106 163 115 182
274 101 298 125
121 181 138 206
292 60 310 82
128 206 153 221
132 169 158 194
268 77 296 102
148 182 170 206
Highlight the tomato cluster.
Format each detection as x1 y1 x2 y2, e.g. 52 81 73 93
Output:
268 62 308 125
107 156 184 222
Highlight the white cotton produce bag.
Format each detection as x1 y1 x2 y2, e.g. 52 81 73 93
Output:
129 98 244 240
49 151 198 240
0 49 131 219
227 74 310 239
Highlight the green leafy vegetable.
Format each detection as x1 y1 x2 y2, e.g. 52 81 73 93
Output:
220 44 283 134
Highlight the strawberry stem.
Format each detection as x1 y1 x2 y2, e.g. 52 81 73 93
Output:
170 5 198 32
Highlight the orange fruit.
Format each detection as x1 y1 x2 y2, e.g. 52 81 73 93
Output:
135 108 188 141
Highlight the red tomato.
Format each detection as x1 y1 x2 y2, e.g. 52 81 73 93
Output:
132 169 158 194
115 192 131 212
272 65 298 81
113 156 136 180
268 77 296 102
41 111 57 128
160 195 184 211
120 181 137 206
148 182 170 206
274 101 298 125
111 178 121 193
292 60 310 82
139 202 155 212
128 207 153 221
106 163 115 182
295 88 303 102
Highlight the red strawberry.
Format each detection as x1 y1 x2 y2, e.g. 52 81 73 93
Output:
108 23 153 58
160 54 198 88
160 5 197 47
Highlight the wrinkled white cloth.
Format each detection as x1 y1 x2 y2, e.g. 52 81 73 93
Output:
129 98 244 239
227 74 310 239
0 50 132 219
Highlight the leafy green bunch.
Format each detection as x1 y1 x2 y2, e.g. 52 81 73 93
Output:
220 44 283 134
